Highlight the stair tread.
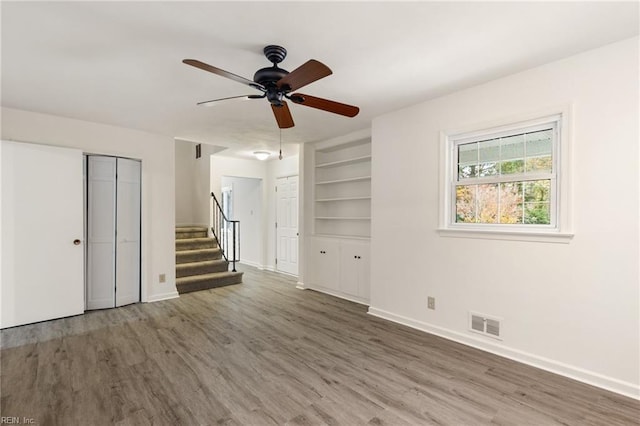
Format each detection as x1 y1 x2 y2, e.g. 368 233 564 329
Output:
176 248 220 256
176 237 216 242
176 271 242 284
176 259 227 268
176 226 208 231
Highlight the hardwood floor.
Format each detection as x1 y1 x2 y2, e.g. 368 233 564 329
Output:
1 265 638 425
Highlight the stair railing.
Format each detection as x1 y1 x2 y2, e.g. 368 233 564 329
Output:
211 192 240 272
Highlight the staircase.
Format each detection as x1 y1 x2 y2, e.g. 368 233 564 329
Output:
175 226 243 294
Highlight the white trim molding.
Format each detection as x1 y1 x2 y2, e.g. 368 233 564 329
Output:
146 290 179 303
439 105 574 243
368 306 639 400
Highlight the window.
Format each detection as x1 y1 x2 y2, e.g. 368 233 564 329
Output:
440 112 573 242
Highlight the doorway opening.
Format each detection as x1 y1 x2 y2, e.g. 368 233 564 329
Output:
220 176 263 269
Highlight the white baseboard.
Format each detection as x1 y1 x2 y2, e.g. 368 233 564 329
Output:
306 284 369 306
239 260 265 269
296 281 306 290
367 306 639 400
146 290 179 303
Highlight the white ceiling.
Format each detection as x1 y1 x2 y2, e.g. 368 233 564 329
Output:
2 1 638 159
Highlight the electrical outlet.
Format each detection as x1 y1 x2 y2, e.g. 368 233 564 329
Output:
159 273 166 283
427 296 436 310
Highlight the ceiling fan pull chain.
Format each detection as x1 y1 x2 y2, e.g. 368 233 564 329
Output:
279 129 283 160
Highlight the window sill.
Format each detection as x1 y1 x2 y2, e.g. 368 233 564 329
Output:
437 228 574 244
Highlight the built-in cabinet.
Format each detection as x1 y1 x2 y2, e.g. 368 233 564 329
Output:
303 129 372 305
307 237 370 304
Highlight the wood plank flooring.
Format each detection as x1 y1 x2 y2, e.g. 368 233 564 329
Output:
1 265 638 425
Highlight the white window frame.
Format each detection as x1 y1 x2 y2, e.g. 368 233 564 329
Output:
438 108 574 243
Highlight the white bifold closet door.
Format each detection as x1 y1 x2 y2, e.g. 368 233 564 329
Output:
86 156 140 310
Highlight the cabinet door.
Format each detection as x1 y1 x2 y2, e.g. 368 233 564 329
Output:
308 238 340 291
340 241 370 300
357 244 371 300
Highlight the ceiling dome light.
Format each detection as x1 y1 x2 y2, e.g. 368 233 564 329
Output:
253 151 270 161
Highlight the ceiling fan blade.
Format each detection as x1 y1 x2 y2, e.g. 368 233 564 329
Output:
183 59 264 90
290 93 359 117
277 60 332 91
197 94 265 106
271 102 295 129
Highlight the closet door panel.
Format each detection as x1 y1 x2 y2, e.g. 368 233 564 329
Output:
86 156 116 310
115 158 141 307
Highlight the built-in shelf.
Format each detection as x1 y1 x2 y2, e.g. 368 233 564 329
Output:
314 233 371 240
315 155 372 169
315 217 372 220
315 176 371 185
313 134 372 239
316 196 372 202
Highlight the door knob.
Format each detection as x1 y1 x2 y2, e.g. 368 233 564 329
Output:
73 239 81 245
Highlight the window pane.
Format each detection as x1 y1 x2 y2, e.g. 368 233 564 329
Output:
455 185 477 223
524 202 551 224
477 183 498 223
499 182 523 223
479 138 500 162
458 142 477 164
458 143 478 179
500 159 524 175
458 164 477 179
478 139 500 177
525 129 552 173
500 134 524 160
523 179 550 202
478 162 498 177
526 129 552 156
524 180 551 224
525 155 552 173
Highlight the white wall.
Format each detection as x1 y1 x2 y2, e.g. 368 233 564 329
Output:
175 140 223 227
175 140 195 225
1 107 178 302
369 37 639 398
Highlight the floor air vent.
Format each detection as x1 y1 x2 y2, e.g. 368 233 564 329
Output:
469 312 502 340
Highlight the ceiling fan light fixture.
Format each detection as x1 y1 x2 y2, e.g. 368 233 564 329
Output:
253 151 271 161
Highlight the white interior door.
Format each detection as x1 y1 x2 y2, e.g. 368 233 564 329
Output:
115 158 140 307
276 175 298 275
86 156 116 310
1 141 84 328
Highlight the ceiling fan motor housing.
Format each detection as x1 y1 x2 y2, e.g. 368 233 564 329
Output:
253 66 289 87
254 44 291 106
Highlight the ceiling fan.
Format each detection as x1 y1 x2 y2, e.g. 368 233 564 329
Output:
183 45 360 129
